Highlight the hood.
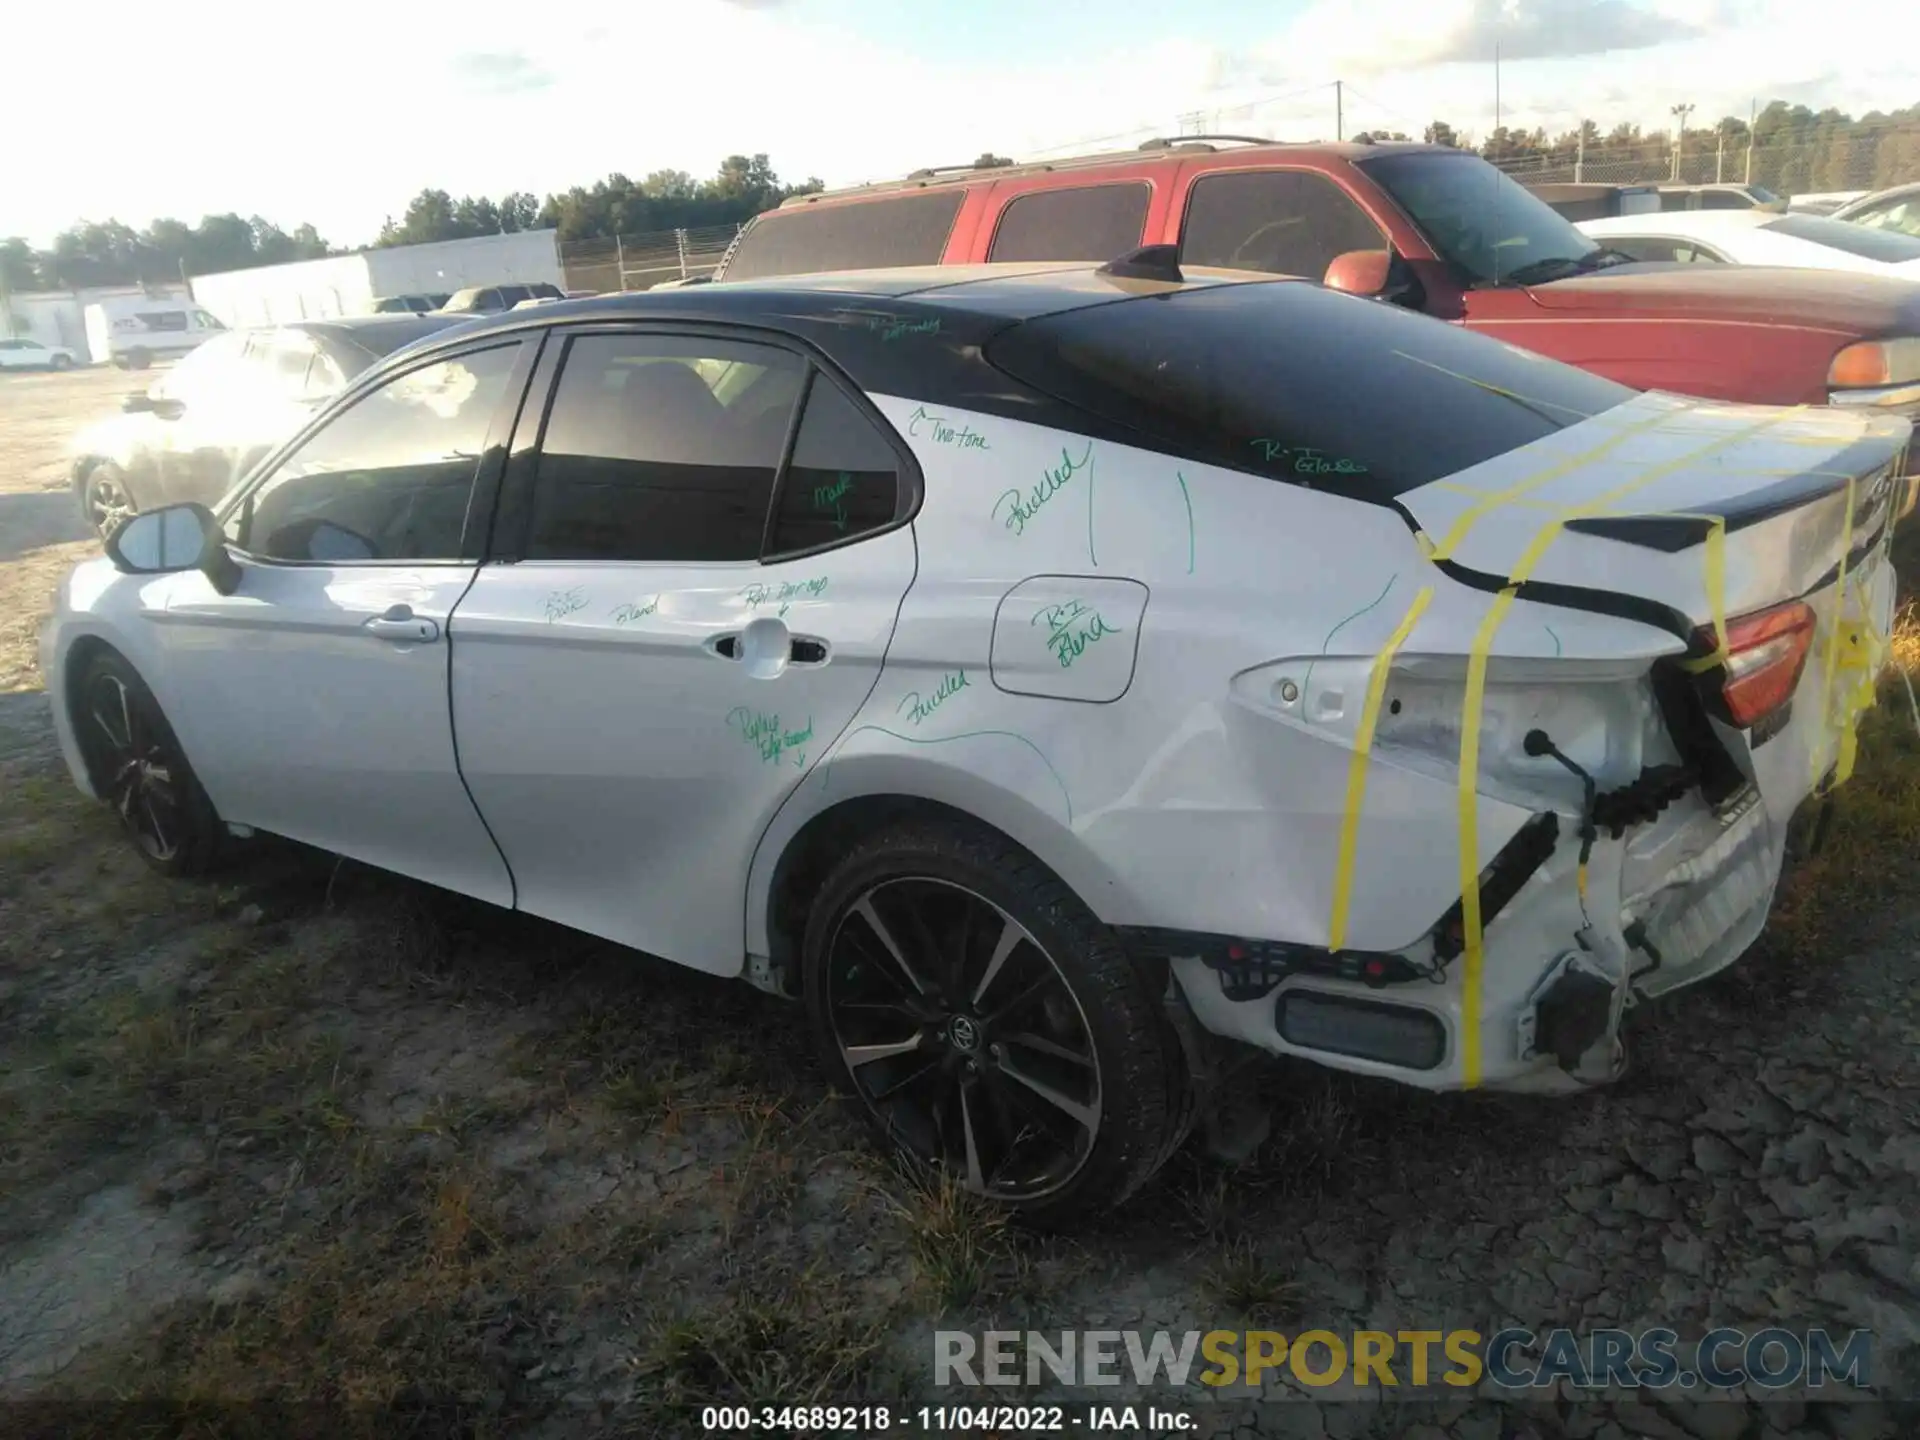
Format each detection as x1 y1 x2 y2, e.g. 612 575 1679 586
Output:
1523 264 1920 334
68 410 144 463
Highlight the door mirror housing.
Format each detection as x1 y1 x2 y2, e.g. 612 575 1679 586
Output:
104 502 241 594
121 391 185 420
1323 248 1423 308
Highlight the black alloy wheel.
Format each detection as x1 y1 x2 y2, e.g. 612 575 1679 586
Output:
74 652 221 875
825 876 1103 1202
803 820 1189 1222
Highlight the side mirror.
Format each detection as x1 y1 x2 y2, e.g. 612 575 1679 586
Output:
1322 249 1424 309
104 502 241 595
1323 249 1394 296
122 391 184 419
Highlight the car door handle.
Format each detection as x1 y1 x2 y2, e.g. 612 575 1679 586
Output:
364 605 440 643
708 634 828 664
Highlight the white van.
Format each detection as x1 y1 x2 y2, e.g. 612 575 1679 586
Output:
83 298 228 370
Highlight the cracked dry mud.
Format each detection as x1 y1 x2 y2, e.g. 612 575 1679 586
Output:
2 366 1918 1437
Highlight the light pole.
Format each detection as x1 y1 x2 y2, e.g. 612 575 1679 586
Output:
1670 102 1695 182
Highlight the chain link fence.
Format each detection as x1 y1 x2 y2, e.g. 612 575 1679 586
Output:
1488 124 1920 198
558 223 744 294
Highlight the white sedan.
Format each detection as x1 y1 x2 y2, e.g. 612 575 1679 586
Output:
1578 210 1920 277
0 337 79 371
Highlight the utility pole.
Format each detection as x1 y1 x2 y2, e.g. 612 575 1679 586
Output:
1575 126 1585 182
1716 129 1726 183
1670 101 1694 182
1745 96 1756 185
1335 81 1342 142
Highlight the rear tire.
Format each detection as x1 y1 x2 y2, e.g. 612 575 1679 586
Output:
50 353 73 371
125 348 151 370
801 818 1186 1225
71 651 223 877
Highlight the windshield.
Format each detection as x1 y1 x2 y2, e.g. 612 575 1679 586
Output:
442 288 484 311
1762 213 1920 263
1359 150 1603 287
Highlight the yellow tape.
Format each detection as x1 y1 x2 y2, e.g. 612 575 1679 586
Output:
1428 404 1681 563
1811 476 1859 792
1455 406 1807 1088
1326 587 1435 951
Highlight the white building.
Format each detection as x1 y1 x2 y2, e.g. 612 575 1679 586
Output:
188 230 565 327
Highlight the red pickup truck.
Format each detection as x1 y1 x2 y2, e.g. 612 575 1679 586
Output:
716 138 1920 446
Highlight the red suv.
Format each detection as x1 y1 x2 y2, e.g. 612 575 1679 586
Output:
716 138 1920 445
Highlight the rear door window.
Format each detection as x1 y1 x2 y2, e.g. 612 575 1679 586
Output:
1180 170 1387 279
525 334 806 563
987 184 1151 262
765 376 903 556
986 279 1634 499
722 191 965 281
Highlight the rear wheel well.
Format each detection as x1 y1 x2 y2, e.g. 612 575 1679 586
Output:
764 795 1143 999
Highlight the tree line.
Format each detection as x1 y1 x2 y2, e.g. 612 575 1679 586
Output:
6 104 1917 295
1 153 824 293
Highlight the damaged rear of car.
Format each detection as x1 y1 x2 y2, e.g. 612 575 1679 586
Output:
974 278 1913 1098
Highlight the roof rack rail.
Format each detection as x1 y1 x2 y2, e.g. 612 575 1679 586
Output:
905 162 1001 181
1136 134 1274 152
1097 243 1184 284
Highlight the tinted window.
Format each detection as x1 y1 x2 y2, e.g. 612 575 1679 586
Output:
1181 170 1387 280
986 280 1634 499
1763 213 1920 262
767 377 902 555
723 191 964 281
1360 151 1601 285
1699 191 1750 210
229 345 519 562
497 286 531 305
988 184 1151 262
137 311 190 332
1853 198 1920 237
527 335 805 563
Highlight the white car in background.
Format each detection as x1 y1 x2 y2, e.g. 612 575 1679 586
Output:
0 337 79 371
1576 210 1920 277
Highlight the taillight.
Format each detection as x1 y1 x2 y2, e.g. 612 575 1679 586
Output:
1706 600 1818 728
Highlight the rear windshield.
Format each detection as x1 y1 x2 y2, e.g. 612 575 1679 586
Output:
985 281 1635 499
723 191 964 281
1762 213 1920 262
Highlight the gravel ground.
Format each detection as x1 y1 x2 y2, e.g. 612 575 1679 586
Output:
2 366 1917 1438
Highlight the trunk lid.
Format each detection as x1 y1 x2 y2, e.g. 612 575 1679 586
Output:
1520 264 1920 332
1402 390 1911 634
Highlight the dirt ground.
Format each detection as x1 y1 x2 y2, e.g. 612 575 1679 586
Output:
3 367 1920 1439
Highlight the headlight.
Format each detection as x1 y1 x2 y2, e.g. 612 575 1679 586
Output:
1828 337 1920 389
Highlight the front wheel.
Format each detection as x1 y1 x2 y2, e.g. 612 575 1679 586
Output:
72 651 223 875
124 348 151 370
50 353 73 370
802 819 1187 1224
77 461 140 539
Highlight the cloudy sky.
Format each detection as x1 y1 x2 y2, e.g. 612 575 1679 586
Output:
4 0 1915 249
